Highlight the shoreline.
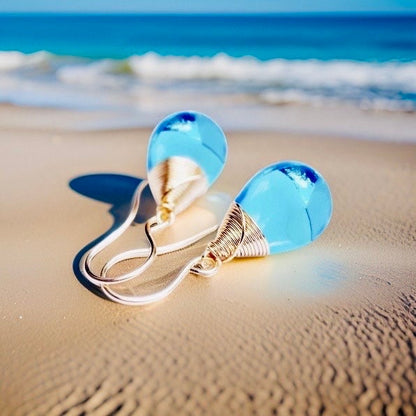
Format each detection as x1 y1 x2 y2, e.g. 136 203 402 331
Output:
1 104 415 414
1 99 416 144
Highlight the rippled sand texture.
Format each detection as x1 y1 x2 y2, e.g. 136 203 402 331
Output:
1 106 415 415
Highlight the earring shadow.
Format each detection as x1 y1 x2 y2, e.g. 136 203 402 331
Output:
70 173 156 298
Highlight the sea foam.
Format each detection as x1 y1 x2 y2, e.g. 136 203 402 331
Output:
126 52 416 91
0 50 415 112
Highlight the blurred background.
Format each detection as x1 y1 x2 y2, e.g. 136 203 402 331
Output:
0 0 415 139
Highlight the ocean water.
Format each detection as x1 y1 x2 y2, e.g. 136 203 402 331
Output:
0 13 415 134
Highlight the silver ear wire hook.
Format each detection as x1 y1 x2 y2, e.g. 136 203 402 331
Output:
100 254 221 306
80 176 223 287
98 202 248 306
80 179 163 286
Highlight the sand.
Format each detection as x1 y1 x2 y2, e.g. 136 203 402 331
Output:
0 105 415 415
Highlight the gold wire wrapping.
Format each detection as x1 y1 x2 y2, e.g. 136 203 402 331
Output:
203 202 269 263
148 156 209 218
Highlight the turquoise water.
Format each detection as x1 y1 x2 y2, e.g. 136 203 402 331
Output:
1 14 415 61
0 13 415 121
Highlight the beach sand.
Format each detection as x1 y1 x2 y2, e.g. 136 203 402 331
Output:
1 105 415 415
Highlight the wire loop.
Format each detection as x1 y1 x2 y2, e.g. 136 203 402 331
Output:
80 179 153 286
101 255 204 306
80 179 222 288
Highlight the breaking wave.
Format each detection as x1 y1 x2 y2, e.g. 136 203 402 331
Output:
0 50 415 112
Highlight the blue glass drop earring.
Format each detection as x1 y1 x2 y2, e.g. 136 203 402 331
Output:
80 111 228 287
102 161 333 305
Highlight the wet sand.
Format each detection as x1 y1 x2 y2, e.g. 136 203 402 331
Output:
1 105 415 415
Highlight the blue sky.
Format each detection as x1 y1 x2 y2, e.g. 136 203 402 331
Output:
0 0 415 13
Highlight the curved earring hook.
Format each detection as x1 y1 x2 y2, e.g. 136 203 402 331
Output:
80 178 226 287
100 255 220 306
97 203 246 306
80 179 163 286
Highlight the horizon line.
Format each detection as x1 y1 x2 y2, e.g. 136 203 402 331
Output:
0 11 415 16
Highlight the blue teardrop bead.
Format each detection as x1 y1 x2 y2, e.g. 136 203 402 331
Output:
147 111 227 185
235 161 332 254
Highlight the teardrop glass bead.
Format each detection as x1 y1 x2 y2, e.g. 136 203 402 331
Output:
147 111 227 185
235 161 332 254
